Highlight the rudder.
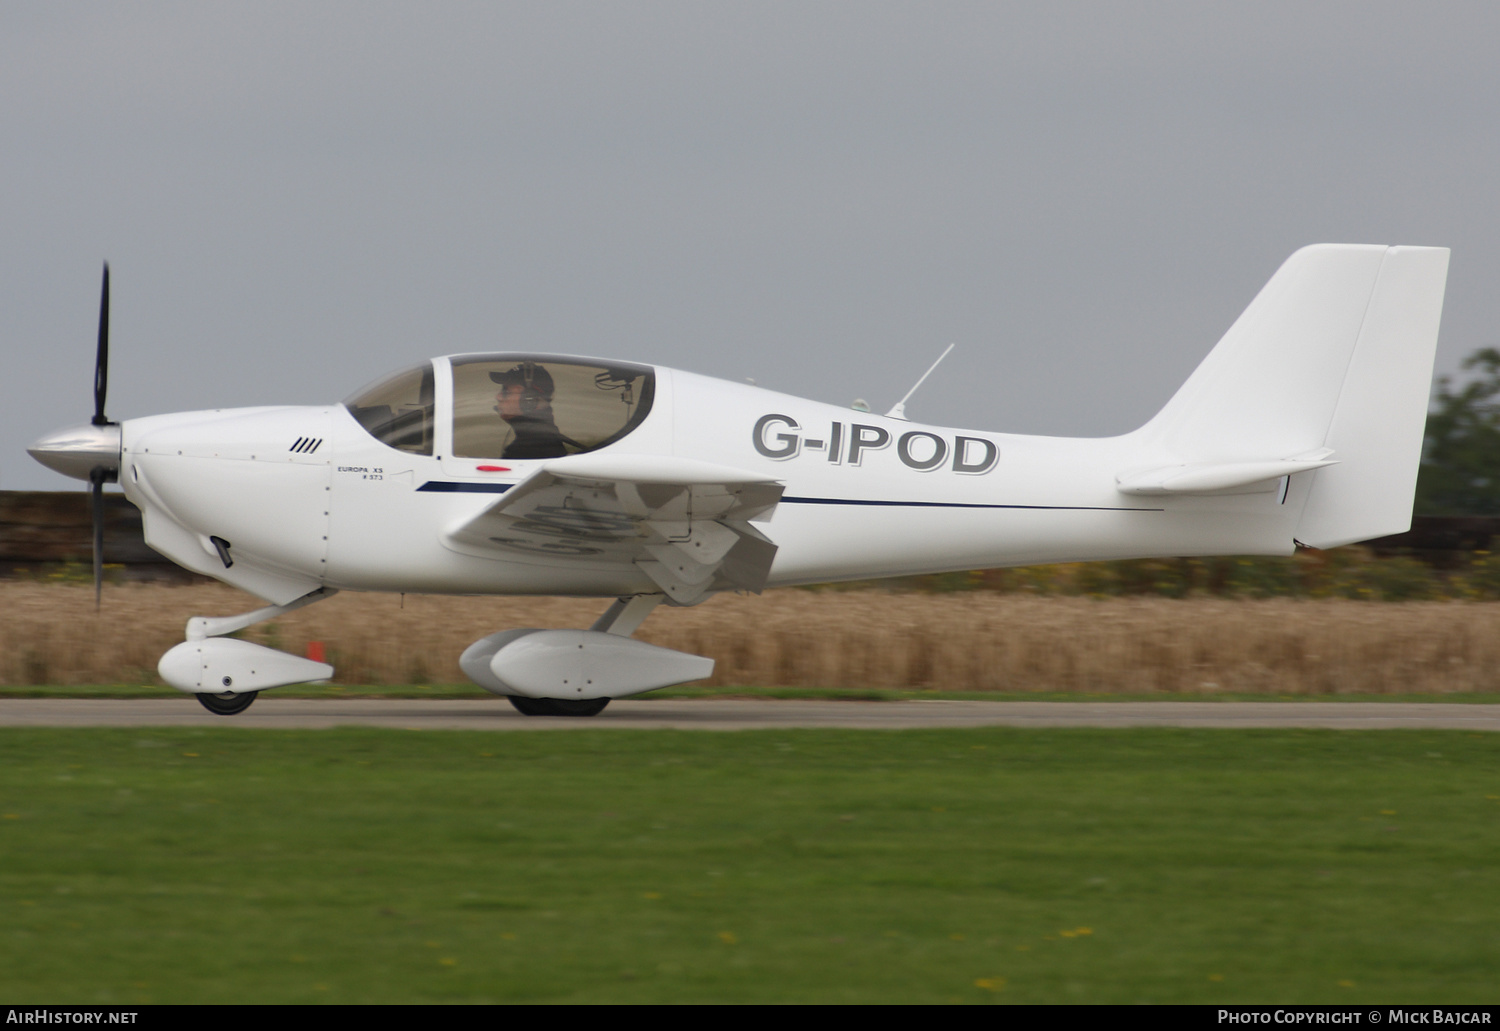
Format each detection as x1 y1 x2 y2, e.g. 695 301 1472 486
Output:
1294 246 1449 548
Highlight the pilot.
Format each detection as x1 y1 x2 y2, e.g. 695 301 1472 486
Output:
490 362 574 460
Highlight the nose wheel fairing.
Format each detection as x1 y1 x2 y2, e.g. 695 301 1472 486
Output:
158 637 335 695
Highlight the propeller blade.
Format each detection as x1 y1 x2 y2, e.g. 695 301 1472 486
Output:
90 264 113 608
90 467 106 610
92 263 110 427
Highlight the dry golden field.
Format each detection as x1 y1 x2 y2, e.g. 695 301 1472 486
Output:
3 580 1499 695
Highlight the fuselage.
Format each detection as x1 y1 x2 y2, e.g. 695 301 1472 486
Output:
96 352 1303 606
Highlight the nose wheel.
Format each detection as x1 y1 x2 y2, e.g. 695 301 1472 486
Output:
507 696 609 717
197 691 259 716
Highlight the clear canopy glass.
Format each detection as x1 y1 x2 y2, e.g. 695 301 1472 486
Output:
342 362 435 456
450 355 654 460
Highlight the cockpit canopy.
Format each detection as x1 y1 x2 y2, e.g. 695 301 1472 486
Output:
343 355 655 459
450 355 654 460
344 362 436 454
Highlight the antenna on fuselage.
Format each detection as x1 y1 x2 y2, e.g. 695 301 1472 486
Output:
885 343 955 421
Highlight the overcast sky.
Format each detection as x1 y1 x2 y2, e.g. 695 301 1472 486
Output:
5 2 1499 490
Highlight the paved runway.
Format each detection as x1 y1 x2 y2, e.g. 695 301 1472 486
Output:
2 698 1499 730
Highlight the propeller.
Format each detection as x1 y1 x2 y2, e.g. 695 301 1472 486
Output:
26 262 123 608
90 263 112 609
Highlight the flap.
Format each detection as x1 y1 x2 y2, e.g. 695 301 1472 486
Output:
442 454 784 604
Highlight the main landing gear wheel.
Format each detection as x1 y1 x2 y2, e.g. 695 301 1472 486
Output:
507 696 609 717
196 690 259 716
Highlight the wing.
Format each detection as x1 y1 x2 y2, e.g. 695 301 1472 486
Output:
441 454 783 604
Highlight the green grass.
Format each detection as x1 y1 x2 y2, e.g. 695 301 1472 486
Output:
1 728 1498 1003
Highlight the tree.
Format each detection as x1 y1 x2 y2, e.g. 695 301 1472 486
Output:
1415 348 1500 515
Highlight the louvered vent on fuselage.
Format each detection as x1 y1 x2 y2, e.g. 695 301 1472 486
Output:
289 437 323 454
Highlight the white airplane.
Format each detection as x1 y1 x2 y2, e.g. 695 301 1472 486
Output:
29 244 1449 716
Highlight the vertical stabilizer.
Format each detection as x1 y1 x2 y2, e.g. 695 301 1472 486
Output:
1144 244 1388 463
1137 244 1448 549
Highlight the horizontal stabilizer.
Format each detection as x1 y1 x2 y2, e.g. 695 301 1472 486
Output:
1118 455 1338 495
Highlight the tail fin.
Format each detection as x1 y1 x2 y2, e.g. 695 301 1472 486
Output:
1137 244 1448 548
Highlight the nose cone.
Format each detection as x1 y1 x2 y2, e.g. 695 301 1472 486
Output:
28 423 122 482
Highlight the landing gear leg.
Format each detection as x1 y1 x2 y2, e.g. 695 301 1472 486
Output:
590 594 664 636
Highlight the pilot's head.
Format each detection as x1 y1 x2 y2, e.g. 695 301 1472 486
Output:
490 362 555 421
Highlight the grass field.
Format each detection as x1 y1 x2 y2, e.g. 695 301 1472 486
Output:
9 582 1500 696
2 727 1497 1004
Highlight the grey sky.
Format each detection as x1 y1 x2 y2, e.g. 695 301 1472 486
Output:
6 2 1499 490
